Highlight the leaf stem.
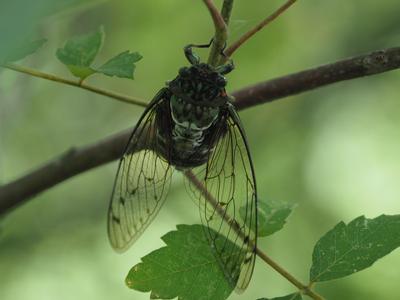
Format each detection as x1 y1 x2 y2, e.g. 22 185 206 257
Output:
225 0 297 58
2 63 147 107
203 0 228 66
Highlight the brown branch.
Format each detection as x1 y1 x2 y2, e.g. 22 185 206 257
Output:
1 47 400 214
225 0 297 58
203 0 226 35
0 129 132 214
234 47 400 110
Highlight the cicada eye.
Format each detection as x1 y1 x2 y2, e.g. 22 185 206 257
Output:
216 76 227 87
179 67 190 77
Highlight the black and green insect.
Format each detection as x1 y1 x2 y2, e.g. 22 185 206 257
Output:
108 41 258 291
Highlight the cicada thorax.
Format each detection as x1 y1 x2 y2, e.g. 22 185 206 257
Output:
164 63 230 170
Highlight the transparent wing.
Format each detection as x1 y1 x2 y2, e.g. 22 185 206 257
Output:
108 89 174 252
185 104 257 292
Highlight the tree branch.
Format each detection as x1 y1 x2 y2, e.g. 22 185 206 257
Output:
234 47 400 110
1 47 400 215
0 129 131 214
2 63 148 107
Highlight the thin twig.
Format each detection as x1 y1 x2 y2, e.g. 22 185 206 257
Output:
203 0 226 35
220 0 235 27
2 63 148 107
184 171 324 299
225 0 297 58
217 0 235 65
1 47 399 214
203 0 228 66
255 248 324 299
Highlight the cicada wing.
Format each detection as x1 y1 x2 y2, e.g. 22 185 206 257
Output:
108 89 174 252
185 104 257 292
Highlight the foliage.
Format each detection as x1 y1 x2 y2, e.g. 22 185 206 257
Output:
310 215 400 282
123 213 400 299
126 225 236 300
56 26 142 80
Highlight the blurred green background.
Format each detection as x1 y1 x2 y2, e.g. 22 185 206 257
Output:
1 0 400 299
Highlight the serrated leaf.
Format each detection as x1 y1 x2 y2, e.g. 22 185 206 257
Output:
310 214 400 282
258 293 303 300
96 50 142 79
56 26 104 79
2 39 47 63
240 199 294 237
126 224 241 300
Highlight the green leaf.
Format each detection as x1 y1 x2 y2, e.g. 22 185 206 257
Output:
96 50 142 79
126 224 239 300
56 26 104 79
240 199 294 237
310 215 400 282
55 27 142 81
2 39 47 63
258 293 303 300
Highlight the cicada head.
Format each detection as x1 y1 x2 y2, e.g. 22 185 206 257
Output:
168 63 228 107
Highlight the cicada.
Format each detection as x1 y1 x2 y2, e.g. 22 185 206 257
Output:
108 41 258 291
